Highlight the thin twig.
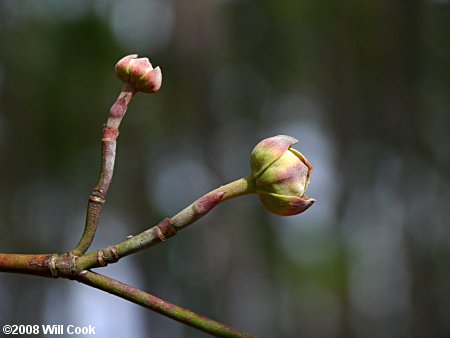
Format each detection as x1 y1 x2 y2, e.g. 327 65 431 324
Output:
77 176 256 270
72 84 136 256
0 55 262 337
75 270 255 338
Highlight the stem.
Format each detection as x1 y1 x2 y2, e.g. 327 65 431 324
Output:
77 176 256 269
171 176 256 230
75 271 255 338
72 84 136 256
0 253 56 278
0 177 258 336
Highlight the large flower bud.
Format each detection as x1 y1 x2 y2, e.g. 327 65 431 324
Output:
115 54 162 93
251 135 315 216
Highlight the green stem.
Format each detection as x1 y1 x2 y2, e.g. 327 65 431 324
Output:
77 176 256 270
0 253 56 278
0 176 258 336
75 271 255 338
72 84 136 256
171 175 256 229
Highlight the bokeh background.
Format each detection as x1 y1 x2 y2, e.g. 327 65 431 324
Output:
0 1 448 337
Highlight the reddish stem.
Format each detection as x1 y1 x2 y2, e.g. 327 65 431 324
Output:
75 271 255 338
72 84 136 256
0 253 55 278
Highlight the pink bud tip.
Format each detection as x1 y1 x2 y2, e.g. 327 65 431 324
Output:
115 54 162 93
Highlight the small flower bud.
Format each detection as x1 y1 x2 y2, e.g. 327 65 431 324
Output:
250 135 315 216
115 54 162 93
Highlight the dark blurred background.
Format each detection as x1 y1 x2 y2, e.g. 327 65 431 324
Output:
0 1 448 337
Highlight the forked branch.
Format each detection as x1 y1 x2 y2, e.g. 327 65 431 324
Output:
0 54 315 338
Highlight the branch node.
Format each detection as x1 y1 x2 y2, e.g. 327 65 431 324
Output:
96 246 119 267
49 254 58 278
102 127 120 141
156 227 166 241
156 218 177 241
105 246 119 263
89 195 106 204
97 250 108 267
70 252 78 275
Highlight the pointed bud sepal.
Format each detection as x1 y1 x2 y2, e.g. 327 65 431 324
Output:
115 54 162 93
250 135 315 216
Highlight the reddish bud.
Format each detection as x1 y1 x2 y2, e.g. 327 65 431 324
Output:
115 54 162 93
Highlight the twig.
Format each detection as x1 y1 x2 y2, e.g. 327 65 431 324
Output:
0 253 55 278
72 83 136 256
0 178 256 275
75 271 255 338
0 55 314 338
77 176 256 270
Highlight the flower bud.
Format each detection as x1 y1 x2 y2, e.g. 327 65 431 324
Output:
115 54 162 93
251 135 315 216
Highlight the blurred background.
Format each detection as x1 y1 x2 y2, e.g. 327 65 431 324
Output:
0 1 448 337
